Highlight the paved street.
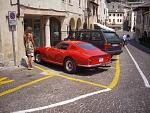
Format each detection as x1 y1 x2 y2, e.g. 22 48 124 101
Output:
0 41 150 113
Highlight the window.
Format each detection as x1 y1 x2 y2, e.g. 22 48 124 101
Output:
77 43 97 50
117 19 119 22
113 5 114 9
56 42 69 50
120 19 122 22
79 0 81 6
109 14 111 16
120 14 122 16
93 6 95 15
113 14 115 16
69 0 71 3
91 32 103 41
75 32 91 41
149 15 150 25
109 19 111 22
103 32 120 41
117 14 119 16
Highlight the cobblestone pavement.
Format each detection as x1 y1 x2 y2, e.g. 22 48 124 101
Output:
0 40 150 113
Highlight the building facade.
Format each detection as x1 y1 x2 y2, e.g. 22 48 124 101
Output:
107 2 125 30
133 2 150 40
0 0 86 66
98 0 109 25
0 0 110 67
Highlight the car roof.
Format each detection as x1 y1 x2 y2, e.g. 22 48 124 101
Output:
73 29 100 32
63 41 87 45
72 29 115 33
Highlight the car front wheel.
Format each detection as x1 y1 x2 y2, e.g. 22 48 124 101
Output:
64 58 76 74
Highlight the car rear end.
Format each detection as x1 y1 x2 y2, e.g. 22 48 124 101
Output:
86 54 111 67
76 42 111 68
102 30 123 55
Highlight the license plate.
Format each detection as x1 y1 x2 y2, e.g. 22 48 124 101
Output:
112 44 119 47
99 58 104 62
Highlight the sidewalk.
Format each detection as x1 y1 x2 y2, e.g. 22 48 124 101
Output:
0 65 26 72
129 39 150 54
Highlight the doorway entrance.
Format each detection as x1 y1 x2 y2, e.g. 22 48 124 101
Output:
24 17 42 47
50 17 61 46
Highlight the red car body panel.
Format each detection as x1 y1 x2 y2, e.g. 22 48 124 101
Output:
35 41 111 67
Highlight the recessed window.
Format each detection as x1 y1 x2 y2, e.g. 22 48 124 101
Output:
79 0 81 6
113 14 115 16
117 14 119 16
109 14 111 16
120 14 122 16
93 6 95 16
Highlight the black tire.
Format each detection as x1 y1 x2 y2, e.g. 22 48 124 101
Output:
64 58 76 74
35 53 42 64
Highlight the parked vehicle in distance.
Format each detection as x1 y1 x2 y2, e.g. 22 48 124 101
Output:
72 29 123 56
34 41 111 73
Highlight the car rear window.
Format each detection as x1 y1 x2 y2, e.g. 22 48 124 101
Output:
103 32 120 41
77 43 97 50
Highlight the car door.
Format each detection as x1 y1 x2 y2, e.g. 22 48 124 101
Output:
43 47 55 62
51 42 69 65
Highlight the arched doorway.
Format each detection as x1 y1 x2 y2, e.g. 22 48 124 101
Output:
76 18 82 30
69 18 75 35
50 17 61 46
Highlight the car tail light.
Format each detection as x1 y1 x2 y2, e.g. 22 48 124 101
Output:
105 54 111 62
103 42 111 49
88 54 111 65
88 57 95 65
119 43 123 47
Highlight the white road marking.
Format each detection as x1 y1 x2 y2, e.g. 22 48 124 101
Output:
125 46 150 88
13 88 111 113
40 72 49 75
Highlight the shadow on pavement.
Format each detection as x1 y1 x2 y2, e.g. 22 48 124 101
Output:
76 67 108 76
36 61 109 76
111 58 118 61
129 40 150 55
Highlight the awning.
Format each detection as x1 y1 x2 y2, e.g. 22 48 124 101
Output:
94 23 115 32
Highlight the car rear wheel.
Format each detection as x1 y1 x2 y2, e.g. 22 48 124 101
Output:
35 53 42 64
64 58 76 73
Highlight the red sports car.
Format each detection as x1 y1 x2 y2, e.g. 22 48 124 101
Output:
34 41 111 73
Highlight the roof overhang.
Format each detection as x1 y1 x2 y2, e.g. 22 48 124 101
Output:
94 23 115 32
20 5 66 16
133 2 150 11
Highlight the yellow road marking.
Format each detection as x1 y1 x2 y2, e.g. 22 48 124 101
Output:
35 55 120 89
35 66 107 89
0 80 14 85
0 77 15 85
0 77 8 82
0 55 120 97
107 55 120 89
0 75 55 97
